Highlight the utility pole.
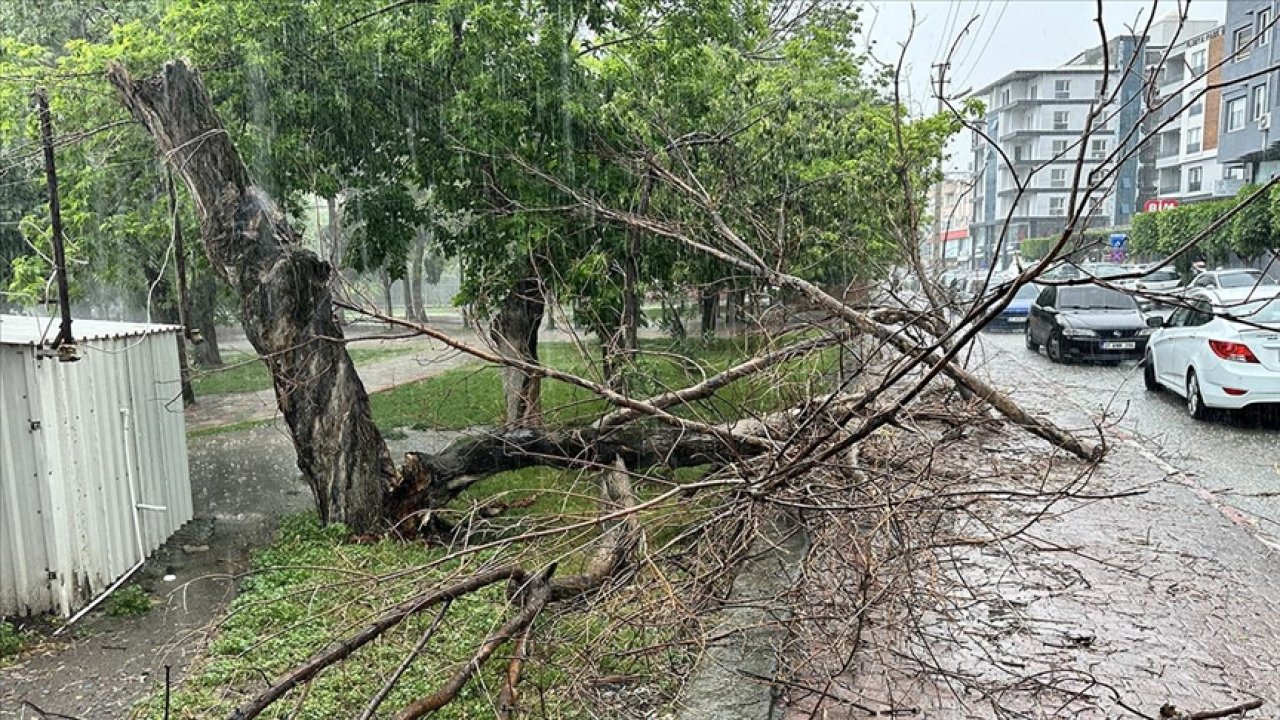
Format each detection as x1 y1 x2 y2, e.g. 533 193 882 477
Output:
932 64 948 271
33 88 77 359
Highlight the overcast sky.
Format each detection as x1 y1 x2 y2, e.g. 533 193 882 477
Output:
864 0 1228 169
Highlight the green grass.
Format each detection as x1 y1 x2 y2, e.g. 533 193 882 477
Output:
191 344 422 396
187 418 274 439
132 513 689 719
370 336 835 433
0 621 23 660
152 333 823 717
105 585 152 617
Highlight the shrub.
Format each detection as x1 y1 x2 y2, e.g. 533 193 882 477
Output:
0 621 22 658
105 585 152 617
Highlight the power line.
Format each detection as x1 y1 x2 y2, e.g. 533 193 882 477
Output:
955 0 1010 90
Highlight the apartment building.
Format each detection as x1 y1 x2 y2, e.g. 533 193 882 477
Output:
1150 26 1232 202
927 172 975 268
967 17 1217 270
1218 1 1280 182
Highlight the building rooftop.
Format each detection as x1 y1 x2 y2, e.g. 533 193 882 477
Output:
0 314 181 346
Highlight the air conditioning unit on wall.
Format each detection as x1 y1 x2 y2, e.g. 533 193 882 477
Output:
1260 112 1271 130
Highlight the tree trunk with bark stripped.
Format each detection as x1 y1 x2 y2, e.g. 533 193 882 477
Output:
108 60 395 533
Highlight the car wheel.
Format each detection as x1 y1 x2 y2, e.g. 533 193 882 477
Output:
1046 332 1065 363
1025 326 1039 352
1186 370 1211 421
1143 352 1160 392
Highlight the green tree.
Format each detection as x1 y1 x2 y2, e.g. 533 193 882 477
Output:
1232 183 1275 262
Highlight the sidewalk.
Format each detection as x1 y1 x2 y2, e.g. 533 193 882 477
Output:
184 330 482 432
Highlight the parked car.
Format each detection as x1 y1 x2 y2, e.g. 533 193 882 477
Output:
1079 262 1128 280
1144 287 1280 419
1184 268 1280 292
984 283 1039 331
1134 265 1183 309
1025 284 1153 362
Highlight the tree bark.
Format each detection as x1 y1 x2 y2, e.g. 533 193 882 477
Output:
490 276 545 426
724 287 740 332
700 288 718 337
190 270 224 367
407 229 427 323
109 60 395 533
325 194 347 327
621 175 650 356
380 269 395 317
167 168 196 406
390 425 747 517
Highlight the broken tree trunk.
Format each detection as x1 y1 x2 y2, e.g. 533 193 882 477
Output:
389 425 746 518
490 275 546 426
108 60 395 533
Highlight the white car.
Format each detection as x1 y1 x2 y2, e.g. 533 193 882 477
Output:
1144 287 1280 419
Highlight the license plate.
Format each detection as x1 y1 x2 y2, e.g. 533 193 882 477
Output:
1007 316 1026 323
1101 341 1135 350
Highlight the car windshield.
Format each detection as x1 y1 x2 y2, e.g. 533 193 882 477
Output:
1217 270 1279 288
1058 286 1136 310
1222 297 1280 325
1144 268 1179 283
1014 284 1039 300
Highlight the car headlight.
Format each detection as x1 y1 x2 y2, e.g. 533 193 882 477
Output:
1137 327 1155 336
1060 326 1097 338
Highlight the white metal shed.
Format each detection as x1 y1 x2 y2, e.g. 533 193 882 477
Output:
0 315 193 617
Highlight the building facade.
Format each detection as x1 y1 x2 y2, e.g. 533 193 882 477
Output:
967 17 1218 270
928 172 975 267
1218 0 1280 182
1151 26 1233 203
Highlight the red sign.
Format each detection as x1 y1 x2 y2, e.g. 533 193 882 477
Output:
1143 198 1180 212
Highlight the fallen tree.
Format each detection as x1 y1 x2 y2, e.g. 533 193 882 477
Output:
107 55 1107 720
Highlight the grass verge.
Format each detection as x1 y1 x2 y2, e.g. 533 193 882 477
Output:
371 335 835 432
132 511 693 719
192 344 422 396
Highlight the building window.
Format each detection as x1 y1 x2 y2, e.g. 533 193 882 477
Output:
1226 97 1246 131
1052 139 1069 155
1095 78 1105 97
1053 111 1070 130
1188 166 1203 192
1225 166 1247 180
1190 49 1207 76
1048 197 1066 216
1260 8 1272 46
1055 79 1071 99
1091 139 1107 159
1001 87 1011 106
1189 99 1204 116
1235 26 1254 62
1252 82 1269 121
1049 168 1068 188
1029 84 1038 100
1186 127 1202 154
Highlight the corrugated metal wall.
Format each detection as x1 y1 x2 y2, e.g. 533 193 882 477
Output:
0 331 192 617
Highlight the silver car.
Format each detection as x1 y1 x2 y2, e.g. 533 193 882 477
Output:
1134 265 1182 309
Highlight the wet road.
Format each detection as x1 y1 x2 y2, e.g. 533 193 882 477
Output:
973 329 1280 536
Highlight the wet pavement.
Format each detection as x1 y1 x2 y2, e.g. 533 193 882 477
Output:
783 329 1280 719
974 331 1280 535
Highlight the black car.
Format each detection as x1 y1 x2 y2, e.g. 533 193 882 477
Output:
1025 285 1154 362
